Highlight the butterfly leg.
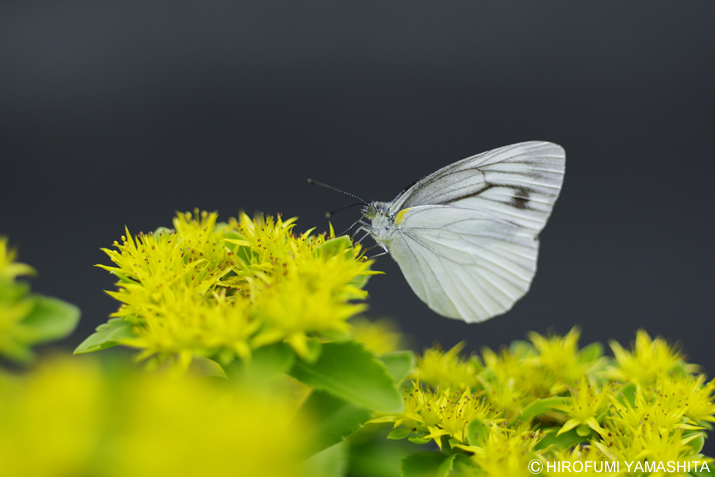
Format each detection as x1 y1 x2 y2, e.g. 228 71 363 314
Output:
354 220 378 245
343 218 367 242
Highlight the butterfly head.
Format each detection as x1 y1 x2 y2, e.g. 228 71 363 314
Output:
361 201 393 220
361 203 378 219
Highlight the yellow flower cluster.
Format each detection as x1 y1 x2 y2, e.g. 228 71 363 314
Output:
93 210 375 368
0 356 316 477
350 317 404 355
377 328 714 475
0 237 35 281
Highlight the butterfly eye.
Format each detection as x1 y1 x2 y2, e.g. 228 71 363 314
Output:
363 205 377 218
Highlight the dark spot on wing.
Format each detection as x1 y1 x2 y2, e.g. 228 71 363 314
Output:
510 187 530 209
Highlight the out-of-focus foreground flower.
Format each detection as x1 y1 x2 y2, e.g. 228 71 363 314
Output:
0 356 315 477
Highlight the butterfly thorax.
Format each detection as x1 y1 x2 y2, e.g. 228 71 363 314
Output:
361 201 399 249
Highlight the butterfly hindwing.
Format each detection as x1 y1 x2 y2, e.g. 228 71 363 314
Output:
384 205 539 322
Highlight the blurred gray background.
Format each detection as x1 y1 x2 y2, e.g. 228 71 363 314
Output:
2 1 713 400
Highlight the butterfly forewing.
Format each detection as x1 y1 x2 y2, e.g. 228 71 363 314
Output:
390 141 565 235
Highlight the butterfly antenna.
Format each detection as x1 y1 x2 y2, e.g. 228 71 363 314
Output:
307 178 367 205
325 202 363 218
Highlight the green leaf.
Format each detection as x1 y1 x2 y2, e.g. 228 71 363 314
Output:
517 397 564 421
535 427 587 451
73 318 135 354
300 442 349 477
691 461 715 476
349 429 424 477
290 340 403 413
22 296 80 343
400 452 455 477
298 390 373 455
379 351 415 383
466 418 489 445
230 342 295 380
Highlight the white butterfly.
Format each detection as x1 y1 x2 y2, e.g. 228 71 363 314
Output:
359 141 565 323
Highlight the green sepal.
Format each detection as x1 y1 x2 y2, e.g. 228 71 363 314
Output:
400 451 456 477
509 339 535 358
104 269 136 284
187 356 228 378
317 236 353 257
579 342 604 362
350 272 371 290
300 337 324 364
576 424 592 437
153 226 173 236
73 317 135 354
379 350 415 383
670 360 694 377
408 437 432 445
297 390 372 456
290 340 403 413
447 437 461 449
616 382 638 408
685 431 706 455
316 235 376 289
517 396 565 421
223 230 252 263
388 428 412 440
699 421 714 431
466 417 489 445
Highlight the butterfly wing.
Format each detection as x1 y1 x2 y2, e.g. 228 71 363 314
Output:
384 141 565 322
390 141 565 236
